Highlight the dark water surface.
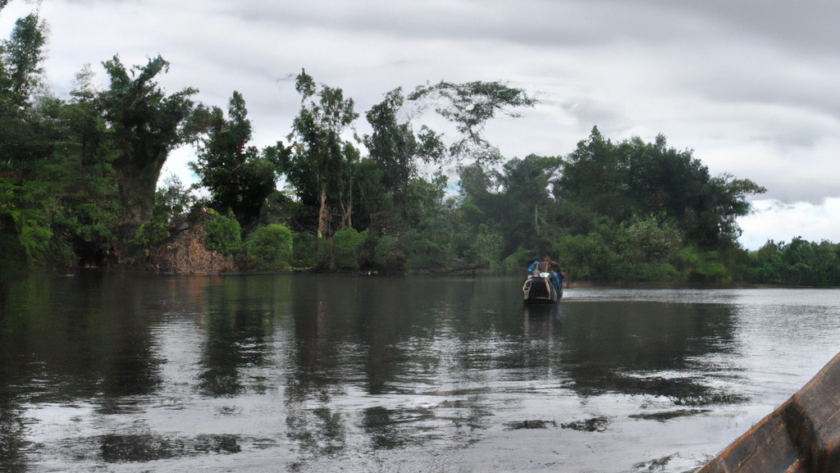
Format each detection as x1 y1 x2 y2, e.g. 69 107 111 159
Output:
1 272 839 472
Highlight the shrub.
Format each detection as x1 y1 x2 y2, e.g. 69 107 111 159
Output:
556 232 627 281
502 246 536 270
205 214 242 256
638 262 678 281
246 224 293 270
400 229 448 270
332 227 368 270
292 232 318 268
133 211 168 249
468 225 505 269
626 216 681 263
374 235 398 268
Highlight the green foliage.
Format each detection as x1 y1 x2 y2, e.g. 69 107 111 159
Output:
457 155 562 258
155 174 195 218
132 211 168 249
100 54 199 237
332 227 367 270
0 215 28 278
373 235 398 267
5 7 831 286
559 128 765 247
283 69 359 237
3 13 46 104
466 225 505 269
403 175 447 227
557 233 626 282
502 247 536 270
364 88 445 205
672 246 734 283
246 224 293 270
205 213 242 256
351 158 393 231
400 228 449 270
292 232 318 268
625 215 682 263
747 238 840 286
408 80 537 164
190 92 277 227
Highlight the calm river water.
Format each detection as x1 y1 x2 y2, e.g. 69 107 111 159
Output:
1 272 839 472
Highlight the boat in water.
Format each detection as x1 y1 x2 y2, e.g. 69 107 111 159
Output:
522 273 562 304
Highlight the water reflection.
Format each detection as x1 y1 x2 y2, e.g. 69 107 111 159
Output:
0 272 165 406
3 273 834 472
559 301 740 404
198 277 276 397
283 277 352 465
0 399 26 473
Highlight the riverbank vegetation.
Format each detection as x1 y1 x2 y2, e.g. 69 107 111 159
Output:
1 3 839 286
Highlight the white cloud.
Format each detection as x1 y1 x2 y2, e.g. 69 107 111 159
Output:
738 198 840 250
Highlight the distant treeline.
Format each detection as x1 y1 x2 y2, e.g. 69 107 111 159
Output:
1 4 838 286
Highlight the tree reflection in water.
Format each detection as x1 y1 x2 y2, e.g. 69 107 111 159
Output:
198 277 274 397
0 273 767 472
558 300 741 405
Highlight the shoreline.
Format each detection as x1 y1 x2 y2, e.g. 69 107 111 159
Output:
21 266 838 290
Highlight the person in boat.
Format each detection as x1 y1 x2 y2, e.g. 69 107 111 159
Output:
528 256 552 278
548 261 564 293
527 260 539 278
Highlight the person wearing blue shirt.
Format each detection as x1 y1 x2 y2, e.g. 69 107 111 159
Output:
527 260 540 277
528 257 564 293
548 262 563 293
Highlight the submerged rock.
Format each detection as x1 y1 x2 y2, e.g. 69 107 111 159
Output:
560 417 608 432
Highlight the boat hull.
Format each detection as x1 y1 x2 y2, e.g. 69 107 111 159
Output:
522 277 561 304
698 350 840 473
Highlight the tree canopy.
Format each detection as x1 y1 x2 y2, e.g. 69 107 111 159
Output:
5 3 836 286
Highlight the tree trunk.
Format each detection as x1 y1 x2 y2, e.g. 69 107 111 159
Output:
346 184 353 229
112 147 169 240
318 186 329 237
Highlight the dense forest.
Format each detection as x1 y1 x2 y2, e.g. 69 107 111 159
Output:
1 4 839 286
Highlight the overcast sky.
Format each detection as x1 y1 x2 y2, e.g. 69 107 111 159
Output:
2 0 839 249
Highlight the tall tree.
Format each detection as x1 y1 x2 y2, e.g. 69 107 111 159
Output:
408 80 537 164
3 13 46 106
364 88 444 216
286 69 358 237
190 91 277 227
0 8 56 264
100 55 199 238
559 128 766 246
0 11 48 165
458 155 561 255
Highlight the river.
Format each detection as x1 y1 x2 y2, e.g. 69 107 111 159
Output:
1 272 839 472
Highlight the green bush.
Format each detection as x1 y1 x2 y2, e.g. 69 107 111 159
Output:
626 215 681 263
638 262 678 281
502 247 536 270
374 235 398 268
133 211 168 248
332 227 368 270
292 232 318 268
468 225 505 269
205 214 242 256
400 229 448 270
246 224 293 270
556 232 627 281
